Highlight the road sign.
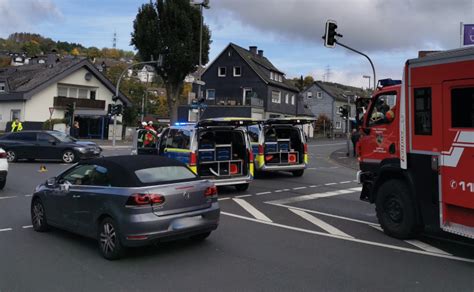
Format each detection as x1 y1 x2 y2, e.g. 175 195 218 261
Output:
463 24 474 46
49 107 54 116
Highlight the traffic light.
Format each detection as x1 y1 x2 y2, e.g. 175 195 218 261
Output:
65 103 75 124
108 104 124 116
338 105 349 119
114 104 123 115
323 20 340 48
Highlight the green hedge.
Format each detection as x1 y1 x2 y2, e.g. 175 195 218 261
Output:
42 119 67 130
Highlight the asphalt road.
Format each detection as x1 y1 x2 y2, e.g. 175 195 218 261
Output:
0 141 473 291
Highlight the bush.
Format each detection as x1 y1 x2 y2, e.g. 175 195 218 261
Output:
42 119 67 130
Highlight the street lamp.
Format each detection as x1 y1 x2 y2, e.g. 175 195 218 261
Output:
191 0 210 121
363 75 371 90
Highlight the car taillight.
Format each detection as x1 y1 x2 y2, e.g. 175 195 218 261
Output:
204 186 218 197
0 152 6 159
248 149 254 162
304 143 308 154
189 152 197 166
126 193 165 206
258 144 264 155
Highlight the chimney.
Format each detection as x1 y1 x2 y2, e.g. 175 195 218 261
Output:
47 50 59 66
258 50 264 57
249 46 257 55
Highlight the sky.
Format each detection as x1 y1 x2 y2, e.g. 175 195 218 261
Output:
0 0 473 88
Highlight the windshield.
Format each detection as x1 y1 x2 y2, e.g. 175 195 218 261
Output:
49 131 75 143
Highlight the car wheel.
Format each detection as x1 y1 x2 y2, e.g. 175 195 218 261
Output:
292 170 305 177
31 198 49 232
235 183 249 192
6 150 17 162
98 217 124 260
62 150 76 164
190 231 211 242
375 180 419 239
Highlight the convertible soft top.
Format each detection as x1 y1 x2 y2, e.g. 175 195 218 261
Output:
79 155 197 187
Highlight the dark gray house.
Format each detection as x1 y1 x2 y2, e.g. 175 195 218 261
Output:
179 43 302 121
301 81 367 135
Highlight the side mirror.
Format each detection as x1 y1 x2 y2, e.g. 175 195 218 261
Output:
46 177 56 187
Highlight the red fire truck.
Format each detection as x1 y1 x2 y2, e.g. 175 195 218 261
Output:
357 47 474 240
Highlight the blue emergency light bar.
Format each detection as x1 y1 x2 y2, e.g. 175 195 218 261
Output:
174 122 195 126
378 78 401 87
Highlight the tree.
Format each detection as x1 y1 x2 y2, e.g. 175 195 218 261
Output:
303 75 314 87
71 48 80 56
131 0 211 123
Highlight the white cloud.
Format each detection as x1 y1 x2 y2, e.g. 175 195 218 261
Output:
208 0 473 52
0 0 62 37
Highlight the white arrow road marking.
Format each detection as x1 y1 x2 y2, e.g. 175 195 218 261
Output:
267 187 362 205
289 208 353 238
403 240 452 256
233 198 272 222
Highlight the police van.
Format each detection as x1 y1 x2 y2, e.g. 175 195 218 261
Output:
248 118 312 177
133 118 257 191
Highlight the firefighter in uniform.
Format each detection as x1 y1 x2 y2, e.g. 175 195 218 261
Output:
11 119 23 132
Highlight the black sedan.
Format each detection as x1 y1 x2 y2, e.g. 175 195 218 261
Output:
31 155 220 260
0 131 102 163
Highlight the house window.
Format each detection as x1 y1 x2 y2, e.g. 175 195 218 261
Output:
270 72 274 80
317 91 322 99
68 88 78 98
414 88 432 135
291 95 295 105
233 66 241 77
285 93 289 104
0 82 5 93
11 110 21 121
218 67 226 77
206 89 216 100
78 88 88 99
451 87 474 128
307 92 312 98
58 86 68 97
335 121 342 129
271 90 281 103
278 75 282 82
90 90 96 100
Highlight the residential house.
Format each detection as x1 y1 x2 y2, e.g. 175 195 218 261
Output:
0 56 130 139
302 81 367 135
178 43 302 121
128 65 156 84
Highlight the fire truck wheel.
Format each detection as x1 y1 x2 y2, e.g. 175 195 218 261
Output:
375 179 418 239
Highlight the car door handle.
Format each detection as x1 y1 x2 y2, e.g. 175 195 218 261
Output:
72 195 81 198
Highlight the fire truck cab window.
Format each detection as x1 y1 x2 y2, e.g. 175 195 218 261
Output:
414 87 432 135
452 87 474 128
368 92 397 126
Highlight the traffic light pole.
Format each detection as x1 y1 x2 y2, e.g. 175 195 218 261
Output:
335 41 376 90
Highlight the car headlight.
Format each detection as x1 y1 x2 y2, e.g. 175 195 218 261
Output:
74 147 87 153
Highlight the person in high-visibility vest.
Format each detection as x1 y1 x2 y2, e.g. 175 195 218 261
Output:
10 119 23 132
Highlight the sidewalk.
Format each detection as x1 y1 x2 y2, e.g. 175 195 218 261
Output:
330 147 359 170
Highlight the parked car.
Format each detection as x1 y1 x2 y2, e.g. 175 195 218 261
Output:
248 118 313 177
0 148 7 190
0 131 102 163
132 118 258 191
31 155 220 260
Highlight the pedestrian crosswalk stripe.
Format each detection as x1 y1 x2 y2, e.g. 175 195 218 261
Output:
267 187 362 205
233 198 272 222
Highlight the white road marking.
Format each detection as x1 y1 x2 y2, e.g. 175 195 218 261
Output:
339 181 351 184
267 187 362 205
290 209 353 238
256 191 272 196
308 143 346 147
272 204 379 226
22 225 33 229
404 240 452 256
275 190 284 193
293 186 307 190
0 196 17 200
325 183 337 186
235 194 252 198
0 228 12 232
221 212 474 264
25 194 33 197
369 225 383 232
309 185 320 188
218 197 231 201
233 198 272 222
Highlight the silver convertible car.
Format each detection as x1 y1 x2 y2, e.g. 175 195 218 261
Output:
30 155 220 260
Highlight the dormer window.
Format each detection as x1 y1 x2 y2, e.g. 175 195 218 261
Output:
0 82 5 93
